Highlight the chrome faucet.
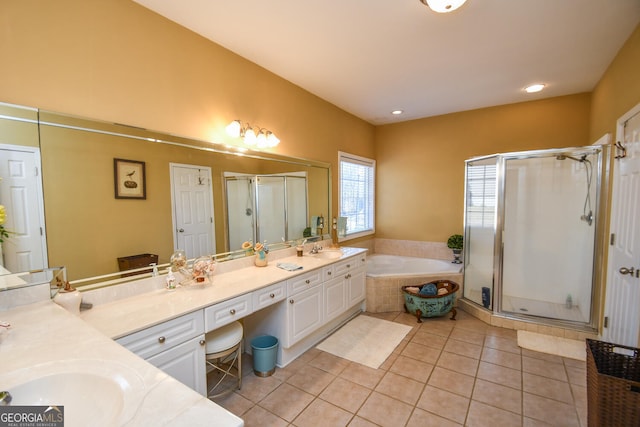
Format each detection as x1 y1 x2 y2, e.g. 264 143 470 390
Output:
310 243 323 254
0 391 12 406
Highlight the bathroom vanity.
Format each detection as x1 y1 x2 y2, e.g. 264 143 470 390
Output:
0 244 366 426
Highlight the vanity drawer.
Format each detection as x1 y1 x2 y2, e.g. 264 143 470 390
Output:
116 310 204 360
322 265 335 281
287 269 323 295
253 281 286 310
204 293 253 331
334 257 362 276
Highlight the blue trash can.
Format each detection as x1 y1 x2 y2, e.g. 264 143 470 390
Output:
250 335 278 377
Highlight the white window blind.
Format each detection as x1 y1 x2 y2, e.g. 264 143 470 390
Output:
339 152 375 239
466 163 496 227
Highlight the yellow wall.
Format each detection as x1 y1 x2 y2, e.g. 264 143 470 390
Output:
1 1 638 263
590 24 640 141
374 93 592 241
0 0 375 233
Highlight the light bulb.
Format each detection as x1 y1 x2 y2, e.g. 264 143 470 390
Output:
244 127 257 145
266 132 280 147
256 130 268 148
225 120 241 137
424 0 467 13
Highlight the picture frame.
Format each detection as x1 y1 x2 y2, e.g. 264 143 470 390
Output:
114 158 146 199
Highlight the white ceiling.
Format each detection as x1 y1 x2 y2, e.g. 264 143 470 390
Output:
133 0 640 125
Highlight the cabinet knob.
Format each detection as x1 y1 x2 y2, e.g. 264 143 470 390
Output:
230 308 236 315
347 264 351 268
158 336 166 344
327 271 332 275
289 299 294 304
305 279 310 284
199 339 206 346
269 293 275 298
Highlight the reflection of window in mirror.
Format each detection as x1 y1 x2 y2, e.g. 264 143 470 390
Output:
338 152 375 241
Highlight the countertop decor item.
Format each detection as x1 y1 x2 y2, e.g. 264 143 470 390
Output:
254 242 269 267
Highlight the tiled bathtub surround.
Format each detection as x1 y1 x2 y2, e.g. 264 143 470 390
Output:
373 238 455 261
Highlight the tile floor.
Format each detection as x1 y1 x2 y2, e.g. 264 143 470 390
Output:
213 310 587 427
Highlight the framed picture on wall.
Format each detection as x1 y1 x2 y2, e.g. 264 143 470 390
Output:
114 158 146 199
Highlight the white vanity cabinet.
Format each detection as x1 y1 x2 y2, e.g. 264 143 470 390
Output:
116 311 207 395
284 269 325 347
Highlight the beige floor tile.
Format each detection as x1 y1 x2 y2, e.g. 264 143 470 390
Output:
319 377 371 413
522 356 567 381
211 391 254 416
389 354 434 382
523 372 573 404
437 351 479 377
407 407 463 426
339 362 385 389
450 327 486 346
309 351 350 375
411 330 448 350
286 365 335 395
563 357 586 369
485 326 518 339
472 378 521 414
357 391 414 427
523 392 580 427
259 383 315 422
416 385 470 424
236 374 283 403
477 361 522 390
565 365 586 387
293 398 353 427
419 320 455 338
375 371 425 405
401 341 442 364
428 366 475 398
570 383 587 409
481 347 522 370
347 416 379 427
242 405 289 427
466 400 522 427
484 335 521 354
444 338 483 359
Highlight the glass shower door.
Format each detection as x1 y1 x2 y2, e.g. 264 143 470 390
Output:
463 156 498 309
500 153 597 323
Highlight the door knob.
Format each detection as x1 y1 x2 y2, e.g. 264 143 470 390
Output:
178 228 184 233
619 267 635 275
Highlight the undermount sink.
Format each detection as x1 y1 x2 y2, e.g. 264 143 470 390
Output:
1 359 145 427
311 250 343 260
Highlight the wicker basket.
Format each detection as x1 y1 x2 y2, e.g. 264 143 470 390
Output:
402 280 459 323
586 339 640 427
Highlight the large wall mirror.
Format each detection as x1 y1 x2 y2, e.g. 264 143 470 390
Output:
0 102 331 289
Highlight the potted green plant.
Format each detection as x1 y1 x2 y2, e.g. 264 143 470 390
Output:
447 234 463 264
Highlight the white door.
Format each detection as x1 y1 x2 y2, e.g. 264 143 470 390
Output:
170 164 215 260
0 146 47 272
603 105 640 347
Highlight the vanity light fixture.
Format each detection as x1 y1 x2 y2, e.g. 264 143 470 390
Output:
419 0 468 13
226 120 280 148
524 83 546 93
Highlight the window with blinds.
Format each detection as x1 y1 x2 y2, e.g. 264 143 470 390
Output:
339 152 375 239
466 163 496 227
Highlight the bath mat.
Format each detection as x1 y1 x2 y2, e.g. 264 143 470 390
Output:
316 315 412 369
517 330 586 361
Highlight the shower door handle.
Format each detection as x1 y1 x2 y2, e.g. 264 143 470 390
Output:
619 267 635 276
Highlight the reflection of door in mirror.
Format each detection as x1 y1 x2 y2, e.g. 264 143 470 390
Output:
170 164 215 260
0 146 48 272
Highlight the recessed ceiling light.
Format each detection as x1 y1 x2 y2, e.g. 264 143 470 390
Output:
391 110 403 115
525 84 545 93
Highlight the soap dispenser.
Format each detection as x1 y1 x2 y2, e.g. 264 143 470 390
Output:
54 282 82 314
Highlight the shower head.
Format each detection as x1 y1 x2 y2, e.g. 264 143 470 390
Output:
556 153 588 163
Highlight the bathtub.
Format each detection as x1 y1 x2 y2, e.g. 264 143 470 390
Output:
365 254 463 313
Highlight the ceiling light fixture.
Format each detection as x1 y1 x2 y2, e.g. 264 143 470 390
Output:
391 110 404 115
226 120 280 148
524 84 546 93
419 0 468 13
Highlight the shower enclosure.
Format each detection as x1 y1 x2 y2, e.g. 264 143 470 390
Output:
463 146 605 329
225 172 308 251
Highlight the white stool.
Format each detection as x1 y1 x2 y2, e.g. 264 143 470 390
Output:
205 321 243 399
